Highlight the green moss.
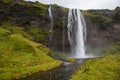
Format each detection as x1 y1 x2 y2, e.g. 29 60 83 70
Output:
0 21 32 39
65 58 76 62
2 0 14 3
0 27 11 36
71 54 120 80
83 11 98 18
83 11 113 23
1 0 48 18
71 42 120 80
52 4 68 13
27 27 49 42
113 7 120 23
0 21 49 43
0 29 61 79
104 46 120 54
103 42 120 54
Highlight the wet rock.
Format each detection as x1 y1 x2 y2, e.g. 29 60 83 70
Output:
0 0 120 47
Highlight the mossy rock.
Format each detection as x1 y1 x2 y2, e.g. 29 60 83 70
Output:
0 28 61 79
0 21 49 44
0 27 11 36
71 53 120 80
71 42 120 80
65 58 76 62
83 11 113 23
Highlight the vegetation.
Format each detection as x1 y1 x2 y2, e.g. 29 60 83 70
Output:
103 42 120 54
71 43 120 80
52 4 68 13
0 0 120 80
0 1 62 79
28 27 49 42
65 58 76 62
83 11 113 23
113 7 120 23
0 0 50 44
0 21 49 44
0 0 48 22
0 27 61 80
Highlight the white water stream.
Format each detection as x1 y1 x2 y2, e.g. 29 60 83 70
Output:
67 9 87 58
48 5 53 40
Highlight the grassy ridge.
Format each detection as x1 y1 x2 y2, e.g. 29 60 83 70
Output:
83 11 113 23
0 21 49 44
71 54 120 80
71 43 120 80
0 28 61 80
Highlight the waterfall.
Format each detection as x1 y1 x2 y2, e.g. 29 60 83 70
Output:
67 9 87 58
48 5 53 40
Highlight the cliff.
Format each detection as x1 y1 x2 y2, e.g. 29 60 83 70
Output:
0 0 120 48
0 0 120 79
0 1 62 79
84 8 120 47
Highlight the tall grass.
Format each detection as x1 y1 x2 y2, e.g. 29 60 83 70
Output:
0 28 61 80
71 43 120 80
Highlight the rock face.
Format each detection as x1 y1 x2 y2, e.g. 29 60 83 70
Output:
0 1 49 26
0 0 120 48
84 9 120 47
0 0 51 45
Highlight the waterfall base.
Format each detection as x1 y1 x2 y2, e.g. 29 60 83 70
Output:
69 54 101 59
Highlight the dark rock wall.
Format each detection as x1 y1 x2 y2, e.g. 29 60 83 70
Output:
0 0 120 48
84 9 120 47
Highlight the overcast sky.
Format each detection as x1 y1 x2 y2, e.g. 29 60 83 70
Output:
25 0 120 10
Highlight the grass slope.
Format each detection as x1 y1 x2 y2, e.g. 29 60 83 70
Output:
0 28 61 80
0 21 49 43
71 43 120 80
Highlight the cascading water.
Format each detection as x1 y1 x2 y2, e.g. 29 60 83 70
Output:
48 5 66 55
67 9 87 58
48 5 53 40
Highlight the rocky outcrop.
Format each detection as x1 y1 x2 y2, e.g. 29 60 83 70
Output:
0 0 120 48
84 8 120 47
0 0 51 45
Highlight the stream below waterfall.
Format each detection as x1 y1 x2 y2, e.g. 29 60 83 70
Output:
19 5 98 80
19 59 85 80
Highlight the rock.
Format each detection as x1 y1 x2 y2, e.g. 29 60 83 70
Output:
0 0 120 48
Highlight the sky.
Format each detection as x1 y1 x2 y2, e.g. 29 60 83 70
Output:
25 0 120 10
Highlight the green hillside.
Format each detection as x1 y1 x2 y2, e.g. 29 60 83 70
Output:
0 27 61 80
71 43 120 80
